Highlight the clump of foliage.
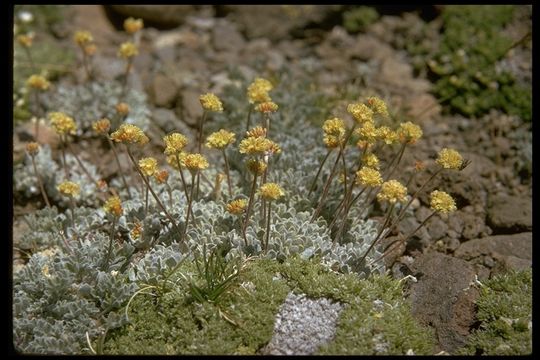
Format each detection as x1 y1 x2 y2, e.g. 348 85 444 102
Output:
342 6 379 33
459 270 532 355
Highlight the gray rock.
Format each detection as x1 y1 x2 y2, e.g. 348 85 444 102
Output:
409 252 479 353
427 216 448 241
261 292 343 355
179 89 204 126
150 74 178 108
212 20 245 51
108 5 195 28
487 193 532 234
152 108 179 133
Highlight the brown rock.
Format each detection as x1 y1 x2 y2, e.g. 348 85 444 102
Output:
487 193 532 234
150 74 178 108
178 89 203 126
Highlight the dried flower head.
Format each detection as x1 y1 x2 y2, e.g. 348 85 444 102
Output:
110 123 149 145
347 102 374 124
182 153 209 171
26 142 40 156
199 93 223 112
130 221 142 239
92 118 111 134
355 122 378 144
83 43 97 56
258 182 285 200
430 190 457 214
26 74 50 91
154 169 169 184
49 112 77 135
73 30 93 46
116 102 130 116
206 129 236 149
57 181 80 197
246 159 267 175
397 122 423 144
246 126 267 138
17 34 33 47
163 132 188 154
124 17 144 34
255 101 279 113
355 167 383 187
377 179 407 204
376 126 398 145
97 179 108 191
366 96 389 117
414 160 426 172
247 78 273 104
362 152 380 169
138 157 158 177
118 41 138 59
226 199 248 215
356 140 374 151
436 148 463 170
103 195 123 217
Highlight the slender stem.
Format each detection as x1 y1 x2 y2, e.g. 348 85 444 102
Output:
60 135 69 179
103 216 117 271
23 47 36 73
144 180 149 217
80 47 92 82
107 137 132 199
308 149 331 195
264 114 270 138
264 201 272 253
126 145 183 240
384 143 406 181
245 106 252 132
166 182 173 209
182 172 197 242
332 186 369 244
33 91 41 140
222 149 233 199
66 141 100 189
174 154 194 219
241 172 259 246
121 59 133 100
311 149 342 221
30 155 51 208
196 111 207 201
68 196 79 241
358 202 395 265
339 142 348 196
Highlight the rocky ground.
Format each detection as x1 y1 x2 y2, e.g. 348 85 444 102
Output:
12 5 532 355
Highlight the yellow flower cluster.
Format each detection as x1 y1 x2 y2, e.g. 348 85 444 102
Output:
366 96 389 117
258 182 285 200
139 157 158 177
362 153 380 169
118 41 138 59
355 122 378 144
57 181 80 197
73 30 93 46
124 17 144 34
163 132 188 154
17 34 33 47
116 102 130 116
110 123 149 145
27 75 50 91
226 199 248 215
103 195 123 217
246 159 267 175
206 129 236 149
247 77 273 104
347 102 373 124
199 93 223 112
377 179 407 204
255 101 279 113
239 136 281 155
397 122 423 144
436 148 463 170
322 117 346 149
355 167 383 187
92 118 111 134
182 153 209 171
376 126 398 145
49 112 77 135
430 190 456 214
246 126 267 138
26 142 40 156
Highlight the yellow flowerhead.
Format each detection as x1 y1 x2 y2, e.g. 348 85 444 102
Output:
154 169 169 184
246 126 267 138
138 157 158 177
49 112 77 135
362 153 380 169
57 181 80 197
255 101 279 114
436 148 463 170
322 117 346 149
355 167 383 187
247 77 273 104
246 159 267 175
199 93 223 112
226 199 248 215
430 190 457 214
92 118 111 135
17 34 33 48
130 221 142 239
397 122 422 144
182 153 209 171
73 30 93 46
258 182 285 200
347 102 373 124
376 180 407 204
123 17 144 34
116 102 130 116
166 153 186 170
366 96 389 117
376 126 398 145
118 41 138 59
103 195 123 217
26 142 40 156
26 75 50 91
163 132 188 155
110 123 149 145
239 136 280 155
354 122 378 144
206 129 236 149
